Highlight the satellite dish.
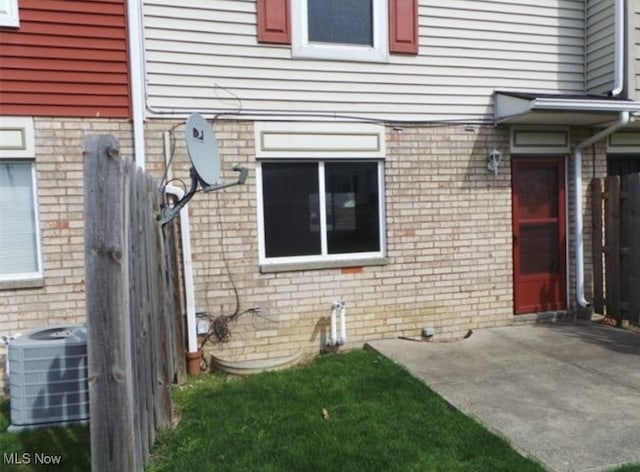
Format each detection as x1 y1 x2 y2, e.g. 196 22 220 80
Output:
185 113 220 186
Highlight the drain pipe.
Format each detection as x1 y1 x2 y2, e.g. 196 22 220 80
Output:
338 301 347 345
328 302 338 346
127 0 146 170
573 111 629 308
164 185 198 353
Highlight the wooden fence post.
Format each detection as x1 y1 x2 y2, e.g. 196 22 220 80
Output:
84 135 137 472
604 176 622 324
590 178 604 314
628 174 640 323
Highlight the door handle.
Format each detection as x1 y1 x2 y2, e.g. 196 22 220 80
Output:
513 234 518 245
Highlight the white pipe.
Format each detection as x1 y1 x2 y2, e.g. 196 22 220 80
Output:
164 185 198 353
127 0 146 170
610 0 625 97
572 111 630 308
328 302 338 346
338 301 347 345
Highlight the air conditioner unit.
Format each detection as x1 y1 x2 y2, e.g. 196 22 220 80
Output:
8 325 89 432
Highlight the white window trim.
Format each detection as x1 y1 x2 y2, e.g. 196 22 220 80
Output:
291 0 389 63
0 117 43 285
256 160 386 268
0 0 19 28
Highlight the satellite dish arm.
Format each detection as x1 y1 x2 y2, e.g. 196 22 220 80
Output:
160 167 199 225
201 164 248 193
160 165 249 225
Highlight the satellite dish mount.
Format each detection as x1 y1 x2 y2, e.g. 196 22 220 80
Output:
160 113 248 225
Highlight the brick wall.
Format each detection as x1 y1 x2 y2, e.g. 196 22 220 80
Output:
0 117 133 392
0 117 610 392
144 120 518 367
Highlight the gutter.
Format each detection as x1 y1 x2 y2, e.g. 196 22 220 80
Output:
127 0 146 170
572 111 630 308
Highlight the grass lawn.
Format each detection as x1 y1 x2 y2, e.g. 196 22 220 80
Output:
149 349 544 472
0 400 90 471
1 349 639 471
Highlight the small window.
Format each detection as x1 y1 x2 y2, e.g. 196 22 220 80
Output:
292 0 388 62
258 160 385 266
0 161 42 282
0 0 19 28
307 0 373 46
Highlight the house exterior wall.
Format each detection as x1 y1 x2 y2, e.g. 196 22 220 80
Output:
0 0 130 117
143 0 585 122
140 118 608 366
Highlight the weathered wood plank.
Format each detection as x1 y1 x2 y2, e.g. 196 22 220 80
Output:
153 178 172 432
84 135 136 472
167 217 187 385
591 178 604 314
85 135 180 470
605 176 621 324
627 174 640 323
139 169 155 458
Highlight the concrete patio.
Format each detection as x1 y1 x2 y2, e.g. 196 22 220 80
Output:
367 322 640 472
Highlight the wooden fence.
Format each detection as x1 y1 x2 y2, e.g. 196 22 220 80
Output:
84 135 186 472
590 173 640 325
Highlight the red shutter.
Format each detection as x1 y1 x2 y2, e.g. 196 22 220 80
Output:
389 0 418 54
257 0 291 44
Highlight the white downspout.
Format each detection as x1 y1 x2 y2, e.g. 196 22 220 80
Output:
572 111 630 308
127 0 146 170
164 185 198 353
610 0 625 97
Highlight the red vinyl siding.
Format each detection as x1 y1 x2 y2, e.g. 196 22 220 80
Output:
0 0 130 118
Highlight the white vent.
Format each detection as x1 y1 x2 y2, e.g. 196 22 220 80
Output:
8 325 89 431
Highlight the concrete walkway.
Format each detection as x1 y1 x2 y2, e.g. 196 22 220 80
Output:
367 322 640 472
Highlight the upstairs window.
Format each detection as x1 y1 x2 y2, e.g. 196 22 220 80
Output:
293 0 388 62
257 0 418 58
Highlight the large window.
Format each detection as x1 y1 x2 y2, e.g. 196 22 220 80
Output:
0 161 42 282
258 160 385 265
291 0 388 62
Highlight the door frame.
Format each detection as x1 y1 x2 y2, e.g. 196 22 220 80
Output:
511 156 568 314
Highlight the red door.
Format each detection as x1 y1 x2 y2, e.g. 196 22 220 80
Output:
512 157 566 314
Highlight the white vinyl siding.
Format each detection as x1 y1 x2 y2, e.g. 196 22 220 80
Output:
143 0 586 122
585 0 616 95
635 3 640 98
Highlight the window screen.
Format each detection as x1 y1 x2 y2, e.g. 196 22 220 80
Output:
307 0 373 46
0 162 39 275
262 162 321 258
260 160 382 260
325 162 379 254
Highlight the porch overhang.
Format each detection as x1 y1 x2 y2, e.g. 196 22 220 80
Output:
494 91 640 127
